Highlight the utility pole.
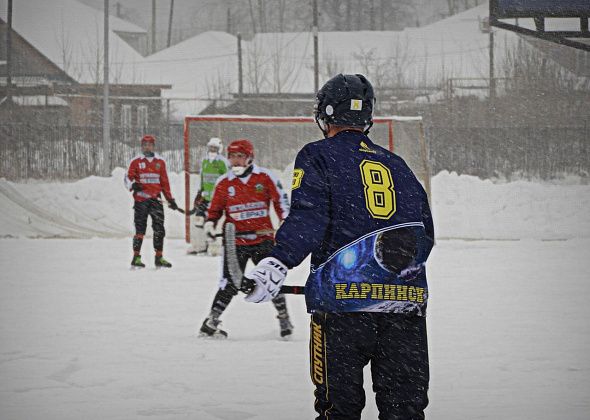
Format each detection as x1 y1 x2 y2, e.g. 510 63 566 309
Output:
312 0 319 92
237 33 243 98
6 0 12 105
103 0 111 175
167 0 174 48
489 29 495 101
151 0 156 53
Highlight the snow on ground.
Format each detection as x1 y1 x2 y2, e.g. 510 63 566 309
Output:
1 169 589 418
2 169 589 240
0 237 588 419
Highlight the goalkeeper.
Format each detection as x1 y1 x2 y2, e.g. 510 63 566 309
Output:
189 137 228 255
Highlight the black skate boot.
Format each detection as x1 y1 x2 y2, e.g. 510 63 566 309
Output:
131 255 145 269
278 315 294 339
155 256 172 268
199 317 228 339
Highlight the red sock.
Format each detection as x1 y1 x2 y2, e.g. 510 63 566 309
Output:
155 250 163 257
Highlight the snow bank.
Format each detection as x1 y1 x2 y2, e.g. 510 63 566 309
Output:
1 169 589 240
432 171 590 240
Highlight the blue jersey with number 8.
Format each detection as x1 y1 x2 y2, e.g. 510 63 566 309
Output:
271 130 434 314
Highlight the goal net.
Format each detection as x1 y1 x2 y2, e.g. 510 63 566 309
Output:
183 115 431 243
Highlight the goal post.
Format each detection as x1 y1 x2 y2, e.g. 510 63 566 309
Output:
183 115 431 243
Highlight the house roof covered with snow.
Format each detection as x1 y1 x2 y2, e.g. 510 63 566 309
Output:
0 0 148 84
137 2 523 103
245 3 519 94
140 31 237 99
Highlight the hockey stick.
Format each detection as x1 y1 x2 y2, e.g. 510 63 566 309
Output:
170 206 196 216
212 228 275 238
224 223 305 295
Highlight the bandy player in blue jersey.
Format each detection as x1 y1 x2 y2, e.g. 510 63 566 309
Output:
244 74 435 419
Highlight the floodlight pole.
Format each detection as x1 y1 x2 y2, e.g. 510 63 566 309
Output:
151 0 156 53
103 0 111 176
167 0 174 48
489 29 495 102
312 0 319 93
237 33 243 97
6 0 12 105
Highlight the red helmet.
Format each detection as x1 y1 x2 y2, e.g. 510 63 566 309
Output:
141 135 156 144
227 139 254 158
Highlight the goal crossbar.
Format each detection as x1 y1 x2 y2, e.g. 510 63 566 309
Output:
183 114 428 243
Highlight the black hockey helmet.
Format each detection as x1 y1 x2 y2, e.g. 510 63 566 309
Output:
314 73 375 136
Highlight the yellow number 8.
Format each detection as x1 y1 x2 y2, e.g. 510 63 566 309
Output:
292 168 304 190
359 160 396 219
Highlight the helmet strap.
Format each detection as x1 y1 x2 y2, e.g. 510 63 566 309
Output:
363 121 373 135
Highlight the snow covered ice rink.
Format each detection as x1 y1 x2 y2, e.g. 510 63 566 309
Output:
1 172 589 419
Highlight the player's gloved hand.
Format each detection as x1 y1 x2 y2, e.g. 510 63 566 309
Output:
168 199 178 210
244 257 288 303
204 221 216 239
131 182 143 192
194 191 205 208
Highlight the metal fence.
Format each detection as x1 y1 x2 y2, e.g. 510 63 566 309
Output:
1 122 588 181
0 123 185 180
427 125 590 179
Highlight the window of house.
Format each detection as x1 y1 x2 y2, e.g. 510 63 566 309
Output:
137 105 148 134
122 104 132 142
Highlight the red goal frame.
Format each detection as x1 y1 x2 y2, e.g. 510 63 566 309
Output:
183 115 426 243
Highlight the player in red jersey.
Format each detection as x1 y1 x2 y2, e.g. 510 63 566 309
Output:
124 135 178 268
198 139 293 338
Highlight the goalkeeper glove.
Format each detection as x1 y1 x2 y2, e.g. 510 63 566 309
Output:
131 182 143 192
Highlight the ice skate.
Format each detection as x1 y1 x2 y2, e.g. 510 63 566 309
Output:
278 316 294 340
130 255 145 269
199 317 228 339
155 255 172 268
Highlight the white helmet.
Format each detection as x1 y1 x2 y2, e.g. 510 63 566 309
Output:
207 137 223 153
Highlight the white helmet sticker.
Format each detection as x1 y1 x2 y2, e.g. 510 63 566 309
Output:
325 104 334 116
350 99 362 111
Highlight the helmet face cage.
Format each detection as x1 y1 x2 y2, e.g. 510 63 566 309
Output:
207 137 223 153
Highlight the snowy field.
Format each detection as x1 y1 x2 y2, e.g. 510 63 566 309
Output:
1 171 590 419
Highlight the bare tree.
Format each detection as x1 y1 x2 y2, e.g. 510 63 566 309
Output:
268 34 298 93
245 37 268 93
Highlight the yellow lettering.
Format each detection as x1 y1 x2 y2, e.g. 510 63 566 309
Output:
311 321 324 384
416 287 425 303
348 283 361 299
397 285 408 301
384 284 395 300
408 286 417 302
371 283 384 300
360 283 372 299
334 283 349 300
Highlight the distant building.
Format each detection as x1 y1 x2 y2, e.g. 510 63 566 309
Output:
0 17 170 141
